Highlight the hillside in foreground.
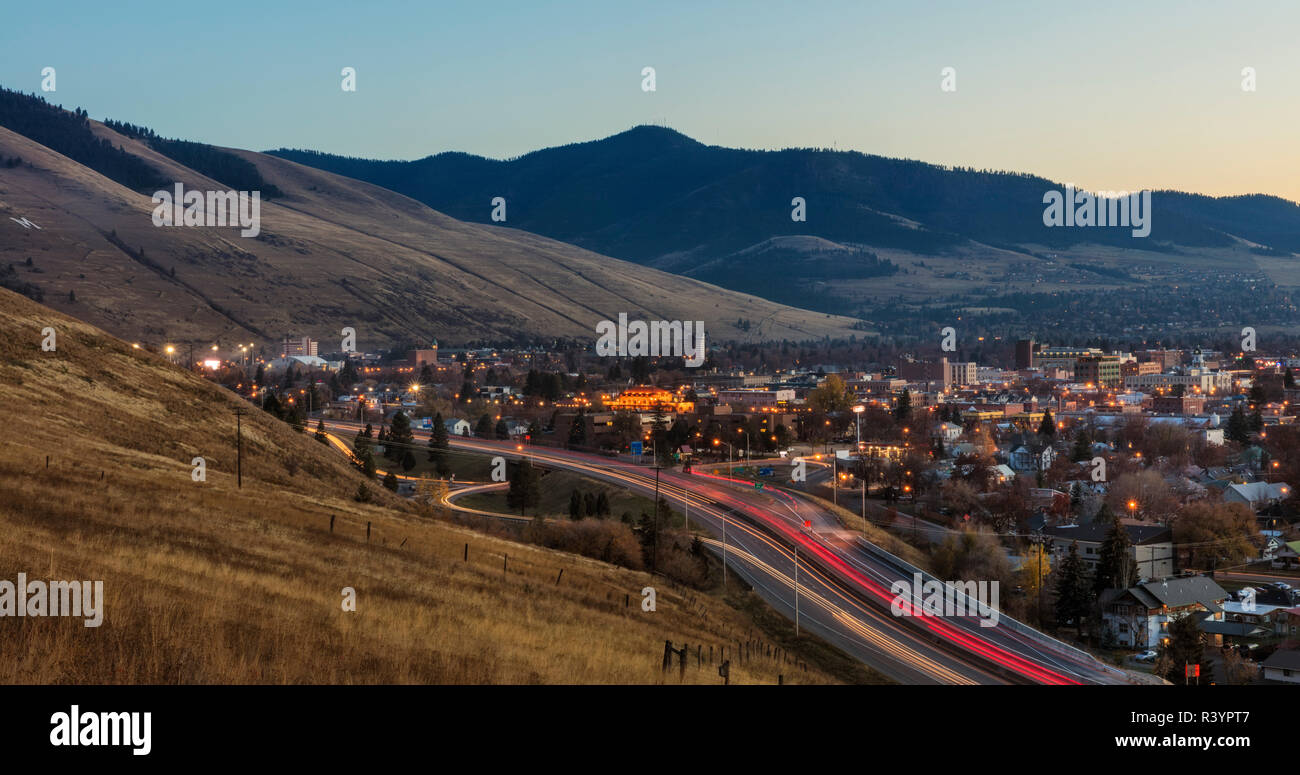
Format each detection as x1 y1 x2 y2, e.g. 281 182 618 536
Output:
0 287 841 684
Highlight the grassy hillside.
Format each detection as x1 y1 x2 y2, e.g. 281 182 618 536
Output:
0 89 865 348
0 287 840 684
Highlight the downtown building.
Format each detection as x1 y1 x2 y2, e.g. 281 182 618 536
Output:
280 335 318 357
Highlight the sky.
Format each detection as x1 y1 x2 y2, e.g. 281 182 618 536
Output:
3 0 1298 201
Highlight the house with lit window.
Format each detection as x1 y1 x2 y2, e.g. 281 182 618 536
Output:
1099 577 1228 649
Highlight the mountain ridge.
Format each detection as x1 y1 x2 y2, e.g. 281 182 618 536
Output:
0 91 863 349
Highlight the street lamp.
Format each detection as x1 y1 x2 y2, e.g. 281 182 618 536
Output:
713 438 735 477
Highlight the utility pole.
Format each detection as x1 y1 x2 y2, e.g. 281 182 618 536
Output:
652 464 662 573
1036 535 1044 625
793 536 800 637
861 472 866 531
232 407 246 488
722 511 727 587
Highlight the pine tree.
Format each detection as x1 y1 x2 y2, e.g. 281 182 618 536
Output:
431 412 449 450
584 491 596 517
383 471 399 491
595 491 610 517
1226 405 1250 445
389 411 414 460
401 448 416 472
314 419 328 444
1092 506 1133 595
569 489 582 520
1054 542 1092 638
1160 612 1206 683
894 390 911 422
506 460 542 515
1038 408 1055 438
475 414 493 438
1070 430 1092 462
568 410 587 448
495 418 509 440
263 392 284 420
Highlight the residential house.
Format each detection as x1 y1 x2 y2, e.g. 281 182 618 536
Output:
444 418 471 437
932 422 962 443
1099 577 1228 648
1224 481 1293 510
1272 541 1300 570
1202 599 1293 647
1044 522 1175 581
1009 443 1056 472
1260 648 1300 684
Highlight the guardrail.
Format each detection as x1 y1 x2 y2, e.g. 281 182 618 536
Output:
846 533 1132 681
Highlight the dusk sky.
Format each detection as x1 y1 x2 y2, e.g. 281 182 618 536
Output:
4 0 1298 200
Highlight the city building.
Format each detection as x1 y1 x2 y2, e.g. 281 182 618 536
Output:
948 361 977 387
1123 370 1230 394
280 335 318 357
717 388 795 408
1151 395 1206 415
1032 345 1102 371
607 387 692 413
1015 339 1035 370
898 356 950 389
1074 355 1122 388
407 341 439 366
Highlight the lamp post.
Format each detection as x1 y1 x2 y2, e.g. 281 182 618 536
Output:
713 438 734 477
853 404 866 530
737 428 750 471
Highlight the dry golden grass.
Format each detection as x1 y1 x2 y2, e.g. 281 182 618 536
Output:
0 288 838 684
0 122 863 347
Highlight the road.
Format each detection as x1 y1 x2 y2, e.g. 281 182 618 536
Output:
323 421 1136 685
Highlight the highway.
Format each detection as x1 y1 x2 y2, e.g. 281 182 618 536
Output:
323 420 1137 685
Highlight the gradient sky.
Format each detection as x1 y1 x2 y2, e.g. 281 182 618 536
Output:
4 0 1298 201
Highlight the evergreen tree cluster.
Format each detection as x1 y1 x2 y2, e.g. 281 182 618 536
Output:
104 118 284 197
567 489 611 519
0 88 167 191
